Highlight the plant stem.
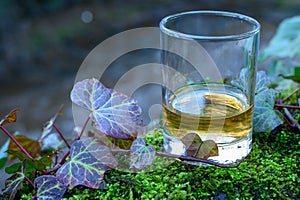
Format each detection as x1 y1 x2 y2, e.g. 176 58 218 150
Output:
111 149 241 168
282 87 300 103
0 125 33 160
24 176 34 188
59 151 70 165
283 108 300 131
53 123 70 148
157 151 242 168
274 104 300 110
76 116 91 140
44 164 62 174
31 193 37 200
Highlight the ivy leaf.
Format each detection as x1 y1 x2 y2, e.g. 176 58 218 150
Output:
5 162 22 174
253 71 283 132
0 158 7 170
260 15 300 61
181 133 218 159
29 155 53 171
254 89 283 132
2 161 26 200
231 68 249 93
295 66 300 76
130 138 156 170
34 175 67 200
255 71 272 94
181 132 203 157
232 70 283 132
278 74 300 83
5 154 52 174
0 109 21 126
232 70 271 94
8 135 41 160
56 137 117 189
70 78 142 139
196 140 219 160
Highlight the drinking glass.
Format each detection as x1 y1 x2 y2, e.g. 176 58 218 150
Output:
160 11 260 164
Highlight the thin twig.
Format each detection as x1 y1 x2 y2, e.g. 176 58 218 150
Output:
283 108 300 131
24 176 35 188
282 87 300 103
53 123 70 149
0 126 33 160
157 151 242 168
31 193 37 200
111 148 242 168
43 164 62 174
76 116 91 140
274 104 300 110
59 151 70 165
280 111 296 127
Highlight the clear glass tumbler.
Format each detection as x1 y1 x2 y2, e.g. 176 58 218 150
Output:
160 11 260 164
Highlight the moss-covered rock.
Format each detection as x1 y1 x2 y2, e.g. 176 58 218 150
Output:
26 127 298 200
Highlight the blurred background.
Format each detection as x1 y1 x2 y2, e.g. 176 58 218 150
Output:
0 0 300 185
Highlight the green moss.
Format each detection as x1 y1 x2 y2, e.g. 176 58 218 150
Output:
59 127 300 200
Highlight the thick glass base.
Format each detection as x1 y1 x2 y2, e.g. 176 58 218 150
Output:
163 129 252 165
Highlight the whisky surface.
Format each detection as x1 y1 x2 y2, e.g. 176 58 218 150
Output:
162 84 253 145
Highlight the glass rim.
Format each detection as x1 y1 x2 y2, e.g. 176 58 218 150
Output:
159 10 261 41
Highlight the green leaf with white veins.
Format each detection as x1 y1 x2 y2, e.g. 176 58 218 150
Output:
255 71 272 94
253 89 283 132
233 70 283 132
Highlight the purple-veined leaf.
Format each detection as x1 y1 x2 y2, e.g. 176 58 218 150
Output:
34 175 67 200
254 89 283 132
130 138 156 170
56 137 117 189
2 161 26 200
70 78 142 139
